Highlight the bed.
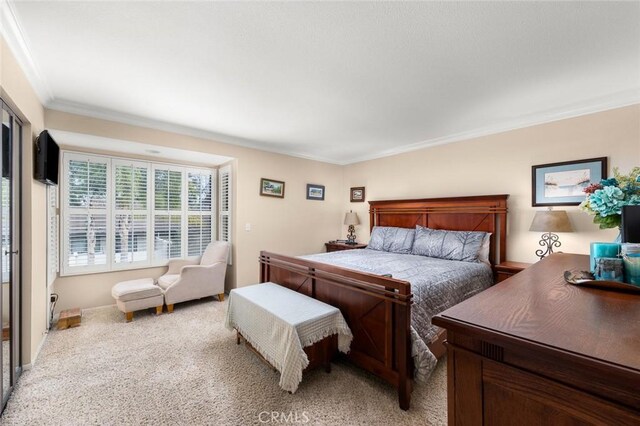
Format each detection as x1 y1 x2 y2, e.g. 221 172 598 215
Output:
259 195 509 410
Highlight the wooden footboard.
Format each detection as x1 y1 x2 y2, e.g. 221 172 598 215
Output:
260 251 414 410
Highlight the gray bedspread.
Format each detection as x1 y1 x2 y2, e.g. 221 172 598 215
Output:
300 249 493 381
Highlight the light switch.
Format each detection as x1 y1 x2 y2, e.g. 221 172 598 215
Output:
245 223 251 231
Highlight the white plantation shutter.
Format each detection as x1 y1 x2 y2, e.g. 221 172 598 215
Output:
60 150 218 276
47 185 58 286
187 170 214 257
219 164 232 263
113 160 150 267
62 153 109 274
153 166 183 263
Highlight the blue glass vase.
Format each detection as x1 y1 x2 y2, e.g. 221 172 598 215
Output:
590 242 621 272
614 226 622 243
621 243 640 286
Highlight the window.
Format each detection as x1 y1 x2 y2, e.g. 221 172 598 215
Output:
113 160 150 267
187 170 214 257
219 164 231 264
61 152 218 276
153 166 183 263
63 154 109 274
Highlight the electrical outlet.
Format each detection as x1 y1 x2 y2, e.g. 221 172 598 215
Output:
245 223 251 231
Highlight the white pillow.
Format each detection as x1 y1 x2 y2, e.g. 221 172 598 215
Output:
478 233 492 265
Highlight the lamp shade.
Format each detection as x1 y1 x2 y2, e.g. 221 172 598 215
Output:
344 212 360 226
529 210 573 233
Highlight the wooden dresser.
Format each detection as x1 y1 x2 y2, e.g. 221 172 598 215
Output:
433 253 640 425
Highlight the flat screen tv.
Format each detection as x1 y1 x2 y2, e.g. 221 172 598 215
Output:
34 130 59 185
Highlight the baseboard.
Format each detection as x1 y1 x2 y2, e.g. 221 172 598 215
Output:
24 330 49 370
80 303 117 312
54 302 116 319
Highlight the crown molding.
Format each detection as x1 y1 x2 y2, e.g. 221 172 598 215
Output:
347 90 640 165
49 129 234 167
0 0 54 104
46 99 344 165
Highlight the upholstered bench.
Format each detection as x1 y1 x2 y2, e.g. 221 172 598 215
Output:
111 278 164 322
225 282 353 393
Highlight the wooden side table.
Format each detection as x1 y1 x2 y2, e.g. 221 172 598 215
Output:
494 261 532 283
325 241 367 253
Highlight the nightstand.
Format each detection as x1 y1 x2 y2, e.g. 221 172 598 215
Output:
325 241 367 253
494 261 532 283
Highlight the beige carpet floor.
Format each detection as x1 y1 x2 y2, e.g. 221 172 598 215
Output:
0 298 447 425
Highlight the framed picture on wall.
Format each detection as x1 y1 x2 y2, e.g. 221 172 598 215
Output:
532 157 607 206
306 184 325 200
350 187 365 202
260 178 285 198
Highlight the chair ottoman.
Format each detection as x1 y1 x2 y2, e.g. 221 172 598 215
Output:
111 278 164 322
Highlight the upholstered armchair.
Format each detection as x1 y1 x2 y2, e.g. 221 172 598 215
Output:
157 241 230 312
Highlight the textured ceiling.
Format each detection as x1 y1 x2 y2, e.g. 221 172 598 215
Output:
9 1 640 164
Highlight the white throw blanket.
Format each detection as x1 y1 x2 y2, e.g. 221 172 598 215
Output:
225 282 353 393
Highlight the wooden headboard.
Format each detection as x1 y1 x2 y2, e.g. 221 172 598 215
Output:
369 195 509 265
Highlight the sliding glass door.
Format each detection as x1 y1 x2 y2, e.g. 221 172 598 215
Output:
1 101 21 411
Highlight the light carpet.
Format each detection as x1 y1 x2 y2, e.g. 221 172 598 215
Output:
1 298 447 425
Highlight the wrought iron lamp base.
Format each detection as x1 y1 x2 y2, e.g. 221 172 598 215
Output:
535 232 562 260
346 225 357 245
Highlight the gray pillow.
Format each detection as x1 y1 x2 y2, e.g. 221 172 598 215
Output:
412 226 487 262
367 226 415 254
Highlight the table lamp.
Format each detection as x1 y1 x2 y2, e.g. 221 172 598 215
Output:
344 211 360 245
529 209 573 259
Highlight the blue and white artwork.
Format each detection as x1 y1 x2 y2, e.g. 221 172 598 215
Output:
544 168 591 198
532 158 606 206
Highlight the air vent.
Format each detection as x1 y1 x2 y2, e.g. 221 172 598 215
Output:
481 341 504 362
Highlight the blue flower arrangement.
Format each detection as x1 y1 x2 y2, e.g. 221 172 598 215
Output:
580 167 640 229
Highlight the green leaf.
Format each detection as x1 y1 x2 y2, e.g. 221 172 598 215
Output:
593 214 621 229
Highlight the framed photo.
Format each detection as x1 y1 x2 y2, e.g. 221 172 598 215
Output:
306 184 325 201
260 178 285 198
532 157 607 206
350 186 365 202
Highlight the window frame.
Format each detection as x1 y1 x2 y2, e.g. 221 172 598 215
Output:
186 169 215 258
151 163 186 267
61 152 111 276
60 151 217 276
